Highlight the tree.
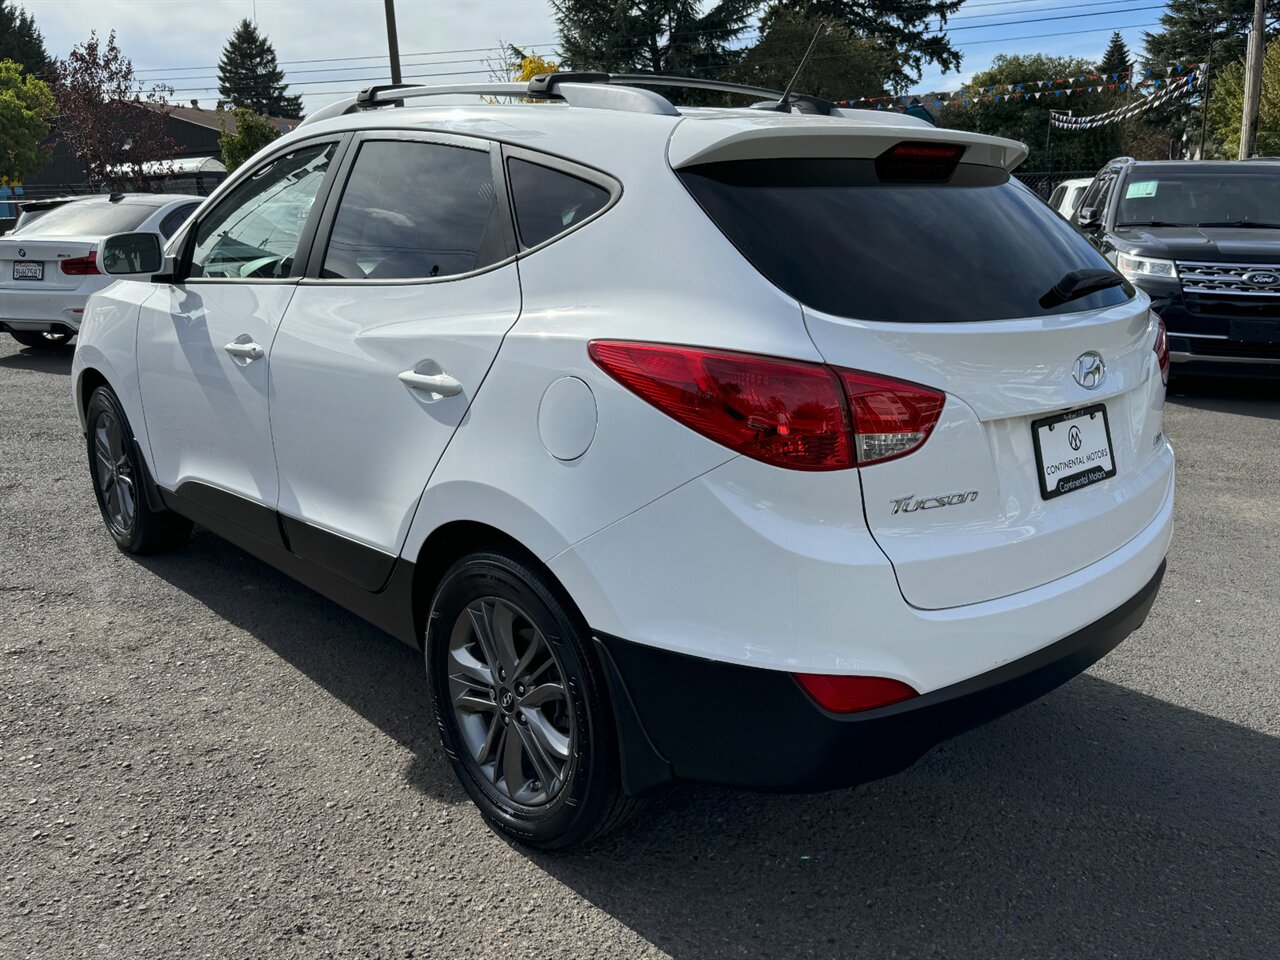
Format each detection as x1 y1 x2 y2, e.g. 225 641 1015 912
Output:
761 0 964 91
1144 0 1279 73
0 59 55 183
1209 38 1280 156
55 31 180 189
219 107 280 172
552 0 757 78
733 11 890 102
217 18 303 119
941 54 1122 171
0 0 49 77
1099 32 1133 77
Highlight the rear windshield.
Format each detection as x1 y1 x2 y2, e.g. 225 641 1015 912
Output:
1115 167 1280 228
12 200 153 238
678 158 1132 323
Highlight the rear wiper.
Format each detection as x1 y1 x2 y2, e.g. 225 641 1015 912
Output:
1039 268 1126 309
1195 220 1280 228
1115 220 1191 227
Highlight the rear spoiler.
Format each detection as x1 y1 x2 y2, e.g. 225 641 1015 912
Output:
667 121 1028 172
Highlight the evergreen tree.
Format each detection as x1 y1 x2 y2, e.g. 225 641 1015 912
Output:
733 11 890 101
762 0 965 91
1143 0 1279 72
552 0 757 78
217 19 303 119
1098 31 1132 77
0 0 50 77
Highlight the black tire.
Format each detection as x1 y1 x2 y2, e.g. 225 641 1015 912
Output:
426 550 637 849
85 385 192 554
10 330 73 349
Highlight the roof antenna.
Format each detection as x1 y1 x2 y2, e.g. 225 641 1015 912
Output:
776 22 827 113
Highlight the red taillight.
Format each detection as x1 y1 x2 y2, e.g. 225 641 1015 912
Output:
1153 314 1169 386
876 141 966 182
589 341 945 470
794 673 919 713
60 252 99 276
588 341 853 470
839 370 945 466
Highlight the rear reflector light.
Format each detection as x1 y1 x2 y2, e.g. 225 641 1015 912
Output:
589 341 945 469
794 673 919 713
587 341 852 469
1153 314 1169 385
59 252 99 276
839 370 945 465
876 141 966 182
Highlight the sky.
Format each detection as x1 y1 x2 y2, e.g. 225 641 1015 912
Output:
19 0 1173 112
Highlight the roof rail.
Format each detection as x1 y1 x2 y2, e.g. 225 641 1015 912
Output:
296 72 833 129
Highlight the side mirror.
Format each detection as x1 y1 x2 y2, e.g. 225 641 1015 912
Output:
101 232 162 276
1077 206 1102 230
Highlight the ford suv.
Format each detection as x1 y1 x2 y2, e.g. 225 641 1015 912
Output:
71 75 1173 849
1074 157 1280 377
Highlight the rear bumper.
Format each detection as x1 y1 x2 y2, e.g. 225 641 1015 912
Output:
0 288 90 332
599 560 1165 795
0 318 80 335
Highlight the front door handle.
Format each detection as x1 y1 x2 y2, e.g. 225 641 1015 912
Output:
224 336 265 363
399 361 463 399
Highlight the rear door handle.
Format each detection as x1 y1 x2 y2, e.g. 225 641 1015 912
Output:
224 337 265 363
399 363 463 399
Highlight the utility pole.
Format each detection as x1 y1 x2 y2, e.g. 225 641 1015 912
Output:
384 0 402 85
1238 0 1266 159
1199 25 1214 159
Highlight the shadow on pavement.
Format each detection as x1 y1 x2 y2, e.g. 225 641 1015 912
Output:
0 345 74 375
1168 375 1280 420
139 530 1279 959
535 677 1280 959
138 529 469 805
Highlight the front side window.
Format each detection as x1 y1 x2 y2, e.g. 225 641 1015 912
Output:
507 158 611 248
188 142 335 280
321 140 506 280
680 157 1132 323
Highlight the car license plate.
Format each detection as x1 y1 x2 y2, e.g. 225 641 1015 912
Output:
1032 404 1116 500
12 261 43 281
1229 319 1278 344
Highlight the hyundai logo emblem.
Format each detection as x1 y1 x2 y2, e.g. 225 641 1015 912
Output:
1243 271 1279 287
1072 351 1106 390
17 248 25 258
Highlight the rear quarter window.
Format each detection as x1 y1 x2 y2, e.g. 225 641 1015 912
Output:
678 158 1132 323
507 158 611 249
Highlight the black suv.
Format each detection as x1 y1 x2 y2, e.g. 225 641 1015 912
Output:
1074 158 1280 377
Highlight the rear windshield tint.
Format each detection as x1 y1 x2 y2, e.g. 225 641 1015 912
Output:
678 158 1133 323
12 200 153 238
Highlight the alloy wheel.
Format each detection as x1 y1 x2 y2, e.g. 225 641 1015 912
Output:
93 410 136 539
447 597 574 807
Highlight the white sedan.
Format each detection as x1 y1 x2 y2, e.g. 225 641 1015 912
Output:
0 192 201 349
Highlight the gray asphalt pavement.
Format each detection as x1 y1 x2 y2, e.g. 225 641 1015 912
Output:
1 336 1278 959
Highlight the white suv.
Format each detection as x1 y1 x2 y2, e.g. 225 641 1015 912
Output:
71 75 1174 849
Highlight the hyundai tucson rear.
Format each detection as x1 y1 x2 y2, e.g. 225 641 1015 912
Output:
72 88 1172 849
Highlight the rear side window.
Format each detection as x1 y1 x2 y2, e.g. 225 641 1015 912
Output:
321 140 507 280
159 202 199 239
679 158 1131 323
13 200 152 237
508 158 610 248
